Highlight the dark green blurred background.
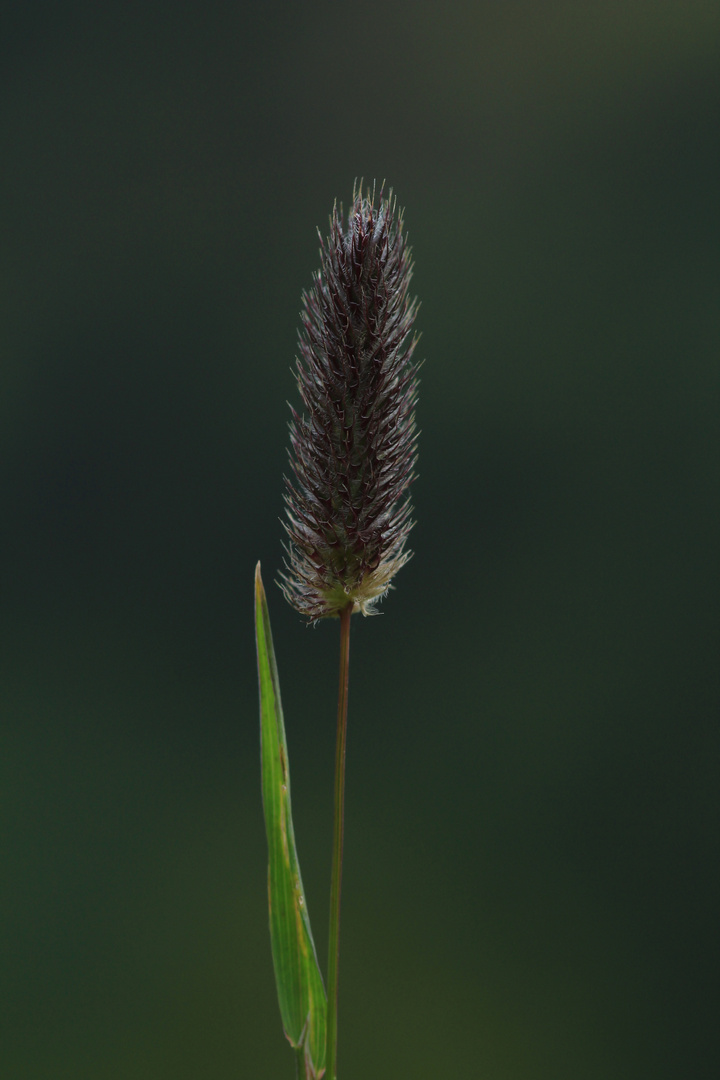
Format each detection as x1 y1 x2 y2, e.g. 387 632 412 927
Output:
2 2 718 1077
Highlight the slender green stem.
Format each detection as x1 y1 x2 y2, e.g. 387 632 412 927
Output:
326 603 352 1080
295 1046 305 1079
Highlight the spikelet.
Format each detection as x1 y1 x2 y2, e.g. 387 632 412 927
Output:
280 183 420 620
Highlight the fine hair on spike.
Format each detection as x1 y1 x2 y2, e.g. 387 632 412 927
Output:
280 183 420 620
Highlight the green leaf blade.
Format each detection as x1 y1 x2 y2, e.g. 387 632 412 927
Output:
255 562 327 1077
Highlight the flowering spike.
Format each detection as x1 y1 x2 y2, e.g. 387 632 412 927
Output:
280 183 420 620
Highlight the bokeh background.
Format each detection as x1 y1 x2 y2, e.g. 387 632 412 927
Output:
2 2 718 1077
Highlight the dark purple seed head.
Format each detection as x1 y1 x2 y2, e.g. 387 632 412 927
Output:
280 183 420 620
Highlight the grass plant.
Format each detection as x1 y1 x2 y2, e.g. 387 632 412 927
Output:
255 184 420 1078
